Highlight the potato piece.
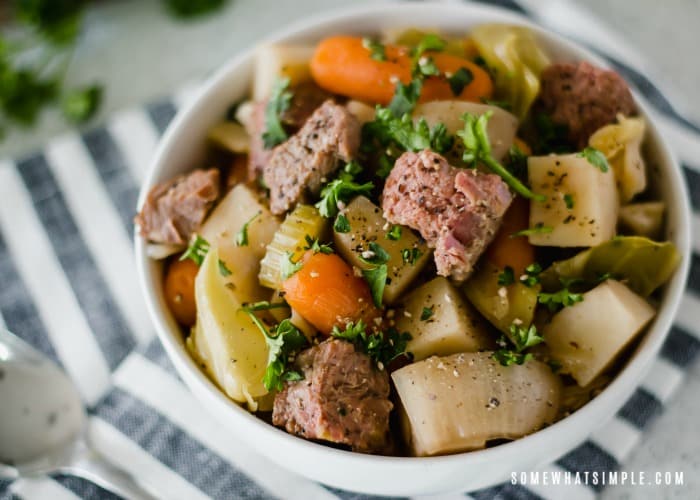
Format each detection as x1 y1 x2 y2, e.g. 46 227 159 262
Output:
200 184 280 303
463 261 539 335
253 44 315 101
392 352 561 456
413 101 518 161
189 247 269 410
619 202 665 239
589 115 646 203
544 280 655 386
333 196 431 304
346 100 376 125
528 154 618 247
395 277 493 361
207 121 250 154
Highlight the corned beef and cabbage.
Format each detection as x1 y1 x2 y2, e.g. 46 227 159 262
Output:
136 26 681 456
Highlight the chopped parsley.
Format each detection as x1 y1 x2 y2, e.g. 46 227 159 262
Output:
497 266 515 286
315 162 374 218
510 223 553 238
180 234 210 266
420 306 434 321
280 252 302 280
417 56 440 77
563 193 575 209
331 321 412 367
493 323 544 366
303 235 333 254
411 34 447 65
577 146 610 173
241 305 308 391
362 37 386 61
388 78 423 117
359 242 390 308
333 213 351 233
520 262 542 287
458 112 546 201
262 77 292 149
235 211 260 246
401 247 423 265
359 242 390 266
217 259 232 277
447 67 474 96
538 284 584 313
386 225 402 241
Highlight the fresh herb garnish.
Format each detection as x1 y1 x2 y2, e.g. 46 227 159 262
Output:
387 78 423 117
386 225 402 241
401 247 423 265
458 112 546 201
262 77 292 149
241 305 308 391
538 284 584 312
411 34 447 66
493 323 544 366
303 235 333 254
235 211 260 247
362 37 386 61
280 252 302 280
358 242 390 308
180 234 210 266
218 259 232 277
481 98 512 111
510 223 553 238
577 146 610 173
420 306 434 321
417 56 440 77
331 321 411 367
359 242 391 266
447 67 474 96
563 193 575 209
333 213 351 233
315 162 374 218
520 262 542 287
498 266 515 286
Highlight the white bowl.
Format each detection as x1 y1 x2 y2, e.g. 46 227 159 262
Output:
135 2 691 496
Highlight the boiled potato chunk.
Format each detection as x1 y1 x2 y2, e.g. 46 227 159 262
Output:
414 101 518 161
528 154 618 247
334 196 431 304
544 280 655 386
589 115 646 203
189 247 269 410
619 202 665 239
253 44 314 101
392 352 561 456
463 261 539 335
207 121 250 154
395 277 493 361
346 100 376 125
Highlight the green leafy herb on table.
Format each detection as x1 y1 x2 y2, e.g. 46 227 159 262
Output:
163 0 228 19
61 84 102 123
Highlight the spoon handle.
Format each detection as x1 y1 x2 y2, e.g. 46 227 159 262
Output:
64 446 157 500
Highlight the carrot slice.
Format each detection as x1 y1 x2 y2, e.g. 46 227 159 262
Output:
164 257 199 327
484 196 535 276
282 251 378 335
310 36 493 106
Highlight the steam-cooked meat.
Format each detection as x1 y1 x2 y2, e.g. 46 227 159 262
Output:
264 100 361 214
247 82 333 181
382 150 512 281
272 339 393 453
135 168 220 244
539 61 636 148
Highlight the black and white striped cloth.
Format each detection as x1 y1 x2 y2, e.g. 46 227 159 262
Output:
1 1 699 498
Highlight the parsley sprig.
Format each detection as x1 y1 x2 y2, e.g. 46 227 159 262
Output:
538 278 584 312
235 211 260 247
458 111 546 201
493 323 544 366
315 161 374 218
180 234 210 266
577 146 610 172
362 37 386 61
262 77 292 149
331 321 412 367
359 242 390 308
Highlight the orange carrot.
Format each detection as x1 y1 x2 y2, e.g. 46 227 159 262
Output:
310 36 493 106
226 154 248 189
282 251 378 335
485 196 535 276
164 258 199 327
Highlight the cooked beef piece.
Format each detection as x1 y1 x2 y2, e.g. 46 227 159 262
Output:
538 61 636 148
247 82 333 181
272 339 393 453
264 100 361 215
135 168 220 245
382 150 512 281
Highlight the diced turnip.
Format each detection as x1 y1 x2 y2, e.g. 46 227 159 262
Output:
253 44 315 101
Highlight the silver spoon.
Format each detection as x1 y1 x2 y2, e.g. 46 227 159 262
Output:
0 329 156 499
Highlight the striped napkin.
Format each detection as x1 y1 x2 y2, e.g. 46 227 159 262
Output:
1 1 698 499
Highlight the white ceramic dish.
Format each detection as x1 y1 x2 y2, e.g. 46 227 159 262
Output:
135 3 691 495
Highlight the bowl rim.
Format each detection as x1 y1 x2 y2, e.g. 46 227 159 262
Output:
135 0 692 470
